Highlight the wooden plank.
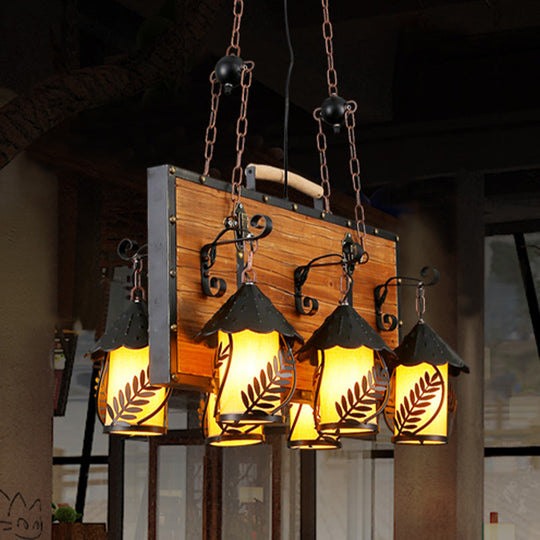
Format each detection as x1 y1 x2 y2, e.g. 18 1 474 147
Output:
173 176 398 393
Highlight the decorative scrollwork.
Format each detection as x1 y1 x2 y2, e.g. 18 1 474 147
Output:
374 266 440 331
117 238 148 261
240 345 296 417
294 265 321 315
294 233 364 315
393 367 444 438
383 371 396 432
334 360 389 426
105 367 167 426
200 208 273 297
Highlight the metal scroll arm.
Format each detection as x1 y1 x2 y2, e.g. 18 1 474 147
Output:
294 233 367 315
117 239 148 301
117 238 148 262
374 266 439 331
200 204 273 297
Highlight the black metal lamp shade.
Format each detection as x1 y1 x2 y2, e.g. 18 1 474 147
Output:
195 282 303 346
393 321 469 374
93 299 169 436
195 282 303 427
297 304 394 363
93 300 149 352
296 304 393 437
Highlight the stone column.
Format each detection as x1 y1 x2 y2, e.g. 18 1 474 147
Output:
455 171 484 539
393 174 484 539
0 151 57 540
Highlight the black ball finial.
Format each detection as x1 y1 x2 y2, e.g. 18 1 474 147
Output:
215 55 244 94
320 95 347 130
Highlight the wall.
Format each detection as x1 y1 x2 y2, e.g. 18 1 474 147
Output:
0 145 57 540
393 174 484 539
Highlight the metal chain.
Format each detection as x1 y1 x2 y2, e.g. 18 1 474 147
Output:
130 256 145 301
241 238 258 284
203 71 222 176
344 101 367 249
416 283 426 322
313 108 332 213
230 61 254 210
202 0 246 177
339 270 352 304
321 0 338 96
226 0 244 56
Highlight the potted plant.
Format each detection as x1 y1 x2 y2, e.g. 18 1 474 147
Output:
52 504 107 540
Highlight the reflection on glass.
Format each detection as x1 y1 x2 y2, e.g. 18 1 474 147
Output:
52 465 107 524
53 330 109 457
157 446 204 540
485 456 540 540
52 465 78 509
222 444 272 540
280 436 301 540
485 233 540 447
317 438 393 540
124 440 148 540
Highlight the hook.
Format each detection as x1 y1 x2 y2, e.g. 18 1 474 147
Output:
373 266 439 331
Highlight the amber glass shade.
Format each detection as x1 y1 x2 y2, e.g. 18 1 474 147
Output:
96 360 108 425
216 329 293 425
204 393 264 447
392 362 448 444
288 402 340 450
316 346 382 436
103 346 169 436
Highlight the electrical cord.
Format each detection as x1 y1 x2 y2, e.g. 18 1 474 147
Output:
283 0 294 200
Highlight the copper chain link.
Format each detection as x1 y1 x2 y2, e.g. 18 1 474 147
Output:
314 0 368 251
202 0 253 212
226 0 244 56
313 108 332 213
312 0 338 215
230 61 254 209
416 283 426 322
344 100 367 248
321 0 338 96
203 71 222 176
130 256 145 302
240 237 258 284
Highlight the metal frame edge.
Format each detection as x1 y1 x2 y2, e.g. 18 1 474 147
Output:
148 165 177 385
177 166 398 242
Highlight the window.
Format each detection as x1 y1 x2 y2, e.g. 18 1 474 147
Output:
484 232 540 540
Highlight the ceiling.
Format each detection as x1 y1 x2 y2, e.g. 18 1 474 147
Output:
3 0 540 226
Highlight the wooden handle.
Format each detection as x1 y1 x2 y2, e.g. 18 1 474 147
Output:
246 163 323 199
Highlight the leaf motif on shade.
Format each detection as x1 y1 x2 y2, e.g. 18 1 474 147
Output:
334 362 389 426
240 347 295 417
198 397 208 438
383 372 396 431
215 341 231 371
393 369 444 436
96 363 109 423
447 383 457 436
107 366 162 426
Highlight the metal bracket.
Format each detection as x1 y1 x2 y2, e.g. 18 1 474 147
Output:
374 266 439 331
200 205 273 297
294 233 366 315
